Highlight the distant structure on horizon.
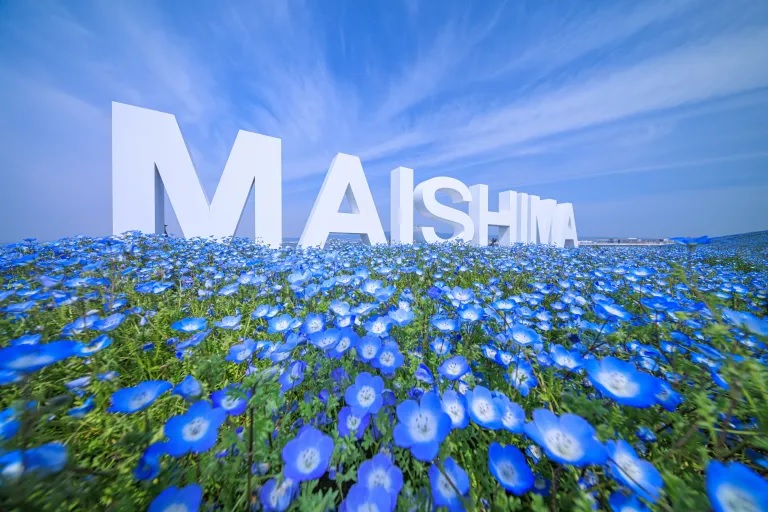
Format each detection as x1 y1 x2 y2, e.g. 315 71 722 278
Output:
579 237 671 247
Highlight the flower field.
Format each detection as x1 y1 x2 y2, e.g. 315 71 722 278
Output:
1 232 767 511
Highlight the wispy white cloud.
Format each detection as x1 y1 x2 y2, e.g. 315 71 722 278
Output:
363 24 768 173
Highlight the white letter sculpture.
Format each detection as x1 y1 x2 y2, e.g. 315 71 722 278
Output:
414 177 475 243
112 102 282 247
298 153 386 249
390 167 414 244
112 104 578 248
469 185 518 246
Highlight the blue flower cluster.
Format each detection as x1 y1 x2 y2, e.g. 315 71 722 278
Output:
1 231 767 511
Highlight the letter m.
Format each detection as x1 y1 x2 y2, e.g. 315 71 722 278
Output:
112 102 282 247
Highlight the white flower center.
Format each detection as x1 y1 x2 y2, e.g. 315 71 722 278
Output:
447 362 460 375
182 417 210 442
363 346 377 358
543 429 583 461
129 390 153 410
502 409 520 429
236 348 250 360
716 484 759 512
437 473 458 497
11 354 53 370
409 411 436 442
336 338 350 351
495 460 518 485
222 396 240 409
445 403 463 424
597 370 639 397
472 398 495 422
346 414 361 430
162 505 189 512
297 447 320 473
380 352 395 366
356 386 376 407
268 480 293 506
367 468 391 489
614 452 643 483
509 369 527 386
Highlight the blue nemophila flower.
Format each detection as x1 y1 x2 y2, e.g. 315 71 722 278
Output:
108 380 172 414
431 315 459 333
429 457 470 511
172 376 202 401
524 409 607 467
268 314 295 334
466 385 503 430
358 336 382 362
706 460 768 512
635 426 657 443
488 442 534 495
68 396 95 418
608 492 650 512
301 313 325 335
134 442 167 481
358 453 403 507
279 360 306 393
211 385 249 416
345 372 384 416
338 406 370 440
388 307 414 327
393 391 451 462
0 341 80 373
594 301 632 322
494 393 525 434
260 477 298 512
585 357 660 408
372 341 404 375
510 324 542 345
226 339 257 364
8 442 68 476
149 484 202 512
310 328 341 352
438 356 470 381
328 327 359 359
550 344 584 370
430 337 453 356
344 483 391 512
440 389 469 430
214 314 241 330
0 408 20 441
506 360 538 397
457 303 483 323
329 299 351 316
654 379 682 412
415 363 435 385
282 426 334 482
364 315 393 337
9 333 41 346
24 441 67 474
164 400 227 457
74 334 112 357
606 440 664 503
171 317 207 333
93 313 125 332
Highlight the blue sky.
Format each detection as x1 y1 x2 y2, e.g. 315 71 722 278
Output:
1 0 767 242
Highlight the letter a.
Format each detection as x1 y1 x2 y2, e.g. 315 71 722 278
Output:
299 153 386 249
